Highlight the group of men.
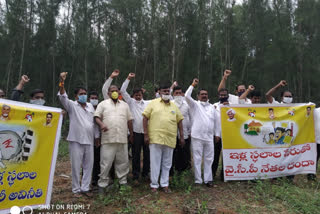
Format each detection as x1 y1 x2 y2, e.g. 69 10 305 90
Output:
1 69 319 197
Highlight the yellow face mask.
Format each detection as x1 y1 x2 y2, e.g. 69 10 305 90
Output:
111 91 119 100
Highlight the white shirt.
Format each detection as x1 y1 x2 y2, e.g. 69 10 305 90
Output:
228 94 252 104
185 85 221 142
94 99 133 144
58 92 99 145
314 108 320 144
173 98 191 139
268 97 281 104
120 79 150 134
102 77 113 100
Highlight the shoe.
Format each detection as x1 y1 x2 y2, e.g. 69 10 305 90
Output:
162 187 171 193
205 181 213 188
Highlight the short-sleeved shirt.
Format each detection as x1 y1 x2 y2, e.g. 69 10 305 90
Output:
142 98 184 148
94 99 133 144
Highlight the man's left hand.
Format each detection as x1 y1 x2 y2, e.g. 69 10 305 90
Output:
129 134 134 144
179 138 185 147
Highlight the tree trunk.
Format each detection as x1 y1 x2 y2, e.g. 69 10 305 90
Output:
19 4 28 79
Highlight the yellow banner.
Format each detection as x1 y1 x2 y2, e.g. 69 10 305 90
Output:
0 99 62 213
221 103 315 149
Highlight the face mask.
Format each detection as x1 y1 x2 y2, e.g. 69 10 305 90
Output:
90 99 98 106
174 96 183 104
78 95 87 104
111 91 119 100
237 91 244 97
161 94 171 101
200 101 209 106
30 99 45 106
155 92 160 98
219 97 229 103
282 97 293 104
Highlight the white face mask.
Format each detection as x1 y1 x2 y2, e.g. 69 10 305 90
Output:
90 99 99 106
282 97 293 104
155 92 160 98
174 96 183 104
30 99 45 106
161 94 171 101
200 100 210 106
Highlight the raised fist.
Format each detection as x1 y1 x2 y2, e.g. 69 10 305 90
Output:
248 85 255 91
21 75 30 84
279 80 287 87
173 81 178 87
192 78 199 86
60 72 68 81
224 70 232 78
110 69 120 78
128 73 135 79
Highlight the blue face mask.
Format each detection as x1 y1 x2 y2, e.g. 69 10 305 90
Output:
78 95 87 104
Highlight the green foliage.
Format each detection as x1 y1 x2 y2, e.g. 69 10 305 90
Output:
1 0 320 104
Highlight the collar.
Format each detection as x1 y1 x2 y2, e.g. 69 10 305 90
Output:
160 98 171 105
109 98 120 105
76 101 88 108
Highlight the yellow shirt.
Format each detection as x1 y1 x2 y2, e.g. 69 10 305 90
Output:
94 99 133 144
142 98 184 148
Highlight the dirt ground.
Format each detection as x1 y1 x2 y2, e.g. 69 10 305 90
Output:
47 156 320 214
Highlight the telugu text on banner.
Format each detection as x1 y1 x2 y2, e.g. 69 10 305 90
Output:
221 103 316 181
0 99 62 213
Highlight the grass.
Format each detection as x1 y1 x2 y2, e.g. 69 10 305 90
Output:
54 140 320 213
58 138 69 159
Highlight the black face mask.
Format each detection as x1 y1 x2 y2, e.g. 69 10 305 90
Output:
219 97 228 103
238 91 245 97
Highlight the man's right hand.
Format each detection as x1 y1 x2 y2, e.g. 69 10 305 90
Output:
192 78 199 86
110 69 120 79
100 124 108 132
127 73 135 80
248 85 255 91
20 75 30 84
224 70 232 78
278 80 287 87
60 72 68 82
144 134 150 145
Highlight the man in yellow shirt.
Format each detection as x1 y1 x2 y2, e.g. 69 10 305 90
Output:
143 83 184 193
